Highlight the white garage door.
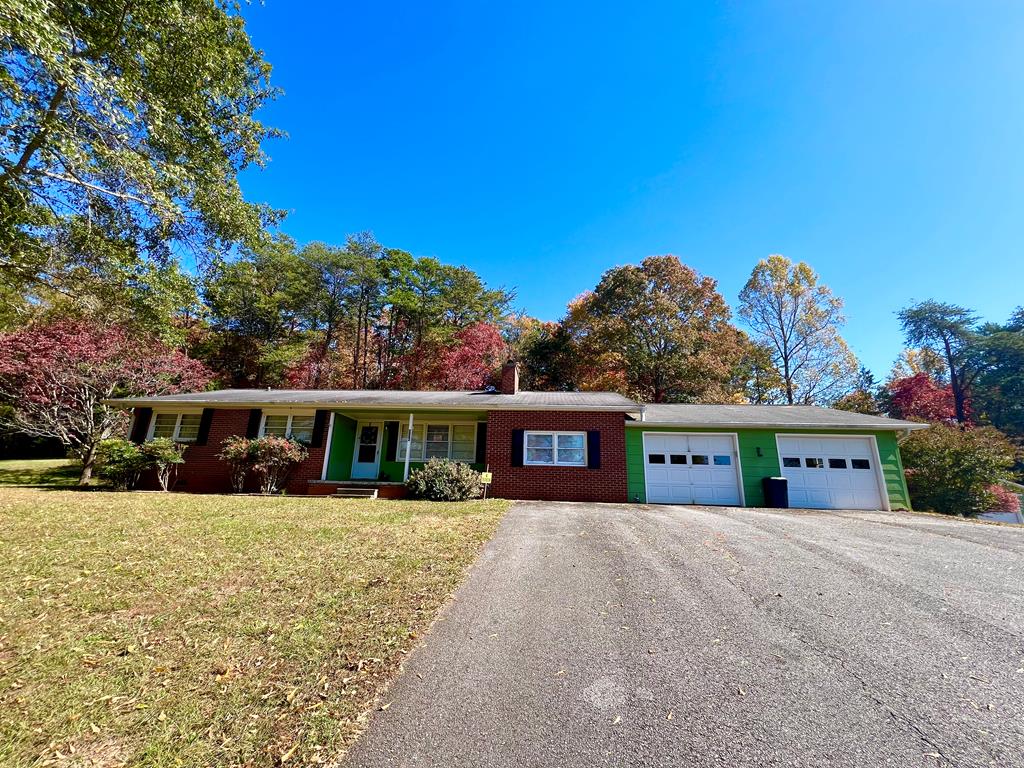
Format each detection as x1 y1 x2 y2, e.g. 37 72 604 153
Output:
644 433 741 505
777 436 884 510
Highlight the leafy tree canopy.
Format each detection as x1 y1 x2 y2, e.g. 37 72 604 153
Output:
565 255 745 403
0 0 280 331
739 255 858 405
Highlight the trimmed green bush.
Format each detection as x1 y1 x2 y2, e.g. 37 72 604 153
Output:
95 439 149 490
141 437 187 491
901 424 1017 516
406 459 483 501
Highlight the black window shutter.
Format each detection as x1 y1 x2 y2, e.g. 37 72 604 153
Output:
510 429 525 467
195 408 215 446
385 421 400 461
587 430 601 469
245 408 263 438
475 422 488 465
311 410 329 447
129 407 152 444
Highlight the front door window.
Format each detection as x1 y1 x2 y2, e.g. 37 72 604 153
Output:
357 425 379 463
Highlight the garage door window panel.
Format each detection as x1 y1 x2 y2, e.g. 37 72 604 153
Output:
670 454 687 465
852 459 871 470
648 453 666 464
691 455 709 465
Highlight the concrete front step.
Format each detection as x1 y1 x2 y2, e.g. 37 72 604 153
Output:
333 487 379 499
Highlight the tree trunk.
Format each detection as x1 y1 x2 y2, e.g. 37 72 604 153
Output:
943 338 968 423
78 444 97 485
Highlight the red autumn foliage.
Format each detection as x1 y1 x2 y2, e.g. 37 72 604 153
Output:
887 373 960 423
988 484 1021 513
426 323 506 390
0 319 212 483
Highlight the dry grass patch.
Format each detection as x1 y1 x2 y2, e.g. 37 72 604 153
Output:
0 488 509 767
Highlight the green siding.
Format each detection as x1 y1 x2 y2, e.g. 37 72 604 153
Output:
325 414 357 480
326 413 485 482
626 425 911 509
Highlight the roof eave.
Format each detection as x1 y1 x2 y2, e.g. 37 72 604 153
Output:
103 398 637 413
627 420 930 431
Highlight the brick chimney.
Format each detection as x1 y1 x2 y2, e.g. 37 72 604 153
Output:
500 360 520 395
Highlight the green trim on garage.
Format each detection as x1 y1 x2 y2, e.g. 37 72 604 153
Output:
626 425 911 510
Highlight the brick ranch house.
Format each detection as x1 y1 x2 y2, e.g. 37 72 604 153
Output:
109 362 927 510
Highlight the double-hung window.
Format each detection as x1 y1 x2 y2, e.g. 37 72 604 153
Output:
399 423 477 462
524 431 586 466
260 413 315 444
150 412 202 443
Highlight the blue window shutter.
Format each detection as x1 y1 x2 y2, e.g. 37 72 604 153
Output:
475 422 488 465
311 410 329 447
511 429 524 467
129 408 152 444
245 409 262 438
384 421 400 461
195 408 215 445
587 430 601 469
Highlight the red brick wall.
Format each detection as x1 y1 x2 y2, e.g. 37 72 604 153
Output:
485 411 627 502
138 408 326 494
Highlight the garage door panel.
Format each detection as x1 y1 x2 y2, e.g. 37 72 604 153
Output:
643 433 741 507
777 436 884 510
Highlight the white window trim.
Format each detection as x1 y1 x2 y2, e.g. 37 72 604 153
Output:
524 430 588 467
398 422 479 463
259 411 316 443
147 410 203 443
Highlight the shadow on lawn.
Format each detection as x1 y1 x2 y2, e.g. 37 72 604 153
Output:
0 461 87 488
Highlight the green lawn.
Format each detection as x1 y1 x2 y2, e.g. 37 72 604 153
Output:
0 488 509 767
0 458 82 487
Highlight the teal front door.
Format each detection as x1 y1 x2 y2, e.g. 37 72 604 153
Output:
351 421 382 479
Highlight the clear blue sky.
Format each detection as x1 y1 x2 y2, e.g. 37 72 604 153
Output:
238 1 1024 378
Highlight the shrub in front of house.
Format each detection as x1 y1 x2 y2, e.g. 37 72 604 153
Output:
900 424 1017 516
219 435 254 493
218 435 308 494
406 458 483 501
95 439 149 490
141 437 187 492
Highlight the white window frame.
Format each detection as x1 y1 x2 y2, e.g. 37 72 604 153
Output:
259 411 317 444
147 410 203 443
524 430 588 467
398 422 479 463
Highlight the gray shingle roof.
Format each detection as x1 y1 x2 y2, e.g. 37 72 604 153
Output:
635 404 927 431
106 388 641 412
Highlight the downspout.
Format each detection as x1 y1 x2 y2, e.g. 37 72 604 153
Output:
640 405 647 422
403 413 414 481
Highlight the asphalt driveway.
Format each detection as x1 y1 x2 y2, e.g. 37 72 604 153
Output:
343 502 1024 767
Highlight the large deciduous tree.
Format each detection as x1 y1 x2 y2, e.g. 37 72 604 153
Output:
0 320 211 484
974 308 1024 438
898 301 984 424
738 255 858 405
0 0 280 319
565 255 745 402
